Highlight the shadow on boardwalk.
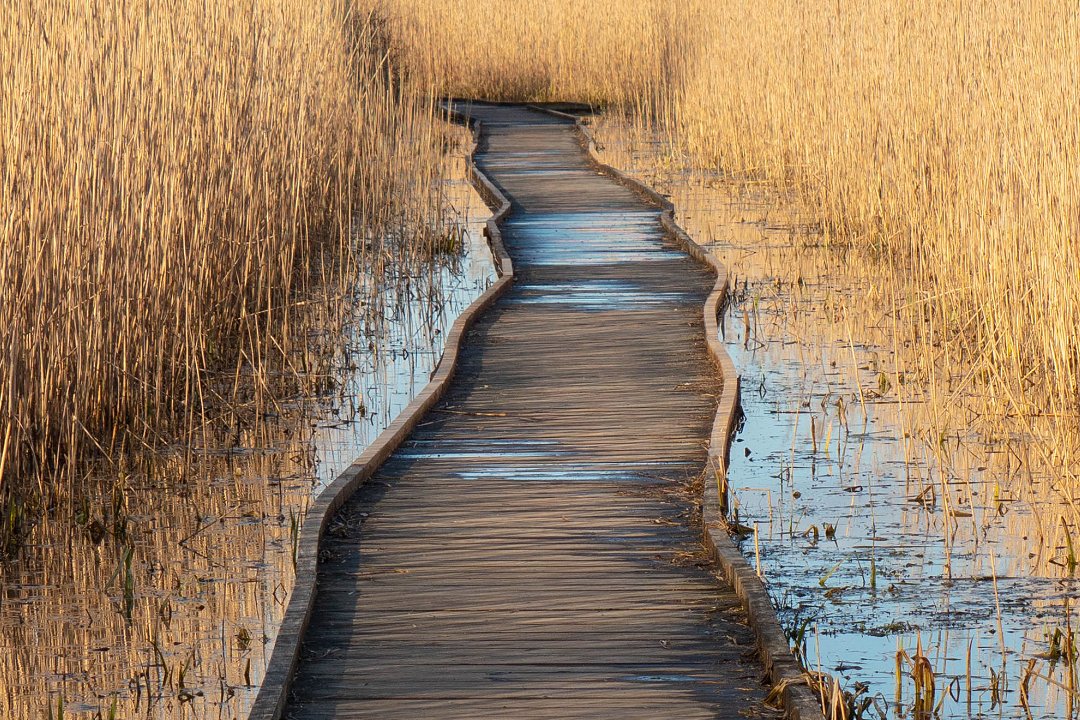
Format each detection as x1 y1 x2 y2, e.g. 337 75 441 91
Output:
283 104 775 720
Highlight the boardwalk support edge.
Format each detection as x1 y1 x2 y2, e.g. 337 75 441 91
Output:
530 105 826 720
247 106 514 720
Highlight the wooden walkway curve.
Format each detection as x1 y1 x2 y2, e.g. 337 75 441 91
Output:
283 104 773 719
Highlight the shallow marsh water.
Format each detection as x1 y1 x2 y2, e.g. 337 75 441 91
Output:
0 128 495 719
595 118 1080 719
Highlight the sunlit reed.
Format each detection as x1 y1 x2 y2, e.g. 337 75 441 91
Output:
0 0 452 542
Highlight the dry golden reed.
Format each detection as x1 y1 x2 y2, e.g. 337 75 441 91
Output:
379 0 706 114
8 0 1080 525
674 1 1080 421
376 0 1080 423
0 0 446 519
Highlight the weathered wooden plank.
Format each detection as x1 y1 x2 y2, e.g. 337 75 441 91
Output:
282 104 772 720
285 699 739 720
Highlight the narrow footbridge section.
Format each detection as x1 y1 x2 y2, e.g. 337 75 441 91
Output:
282 104 773 719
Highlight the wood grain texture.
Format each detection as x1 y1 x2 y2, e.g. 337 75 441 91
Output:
282 104 776 720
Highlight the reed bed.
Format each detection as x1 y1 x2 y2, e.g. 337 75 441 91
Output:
376 0 1080 427
0 116 490 718
673 0 1080 423
378 0 704 115
0 0 451 539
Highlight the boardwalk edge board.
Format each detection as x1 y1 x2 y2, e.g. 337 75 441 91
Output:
247 106 514 720
528 105 826 720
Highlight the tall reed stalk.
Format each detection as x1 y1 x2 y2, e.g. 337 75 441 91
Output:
0 0 449 537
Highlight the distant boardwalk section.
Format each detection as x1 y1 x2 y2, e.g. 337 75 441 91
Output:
283 104 772 719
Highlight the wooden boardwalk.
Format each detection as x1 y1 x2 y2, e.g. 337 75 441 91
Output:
283 104 772 719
